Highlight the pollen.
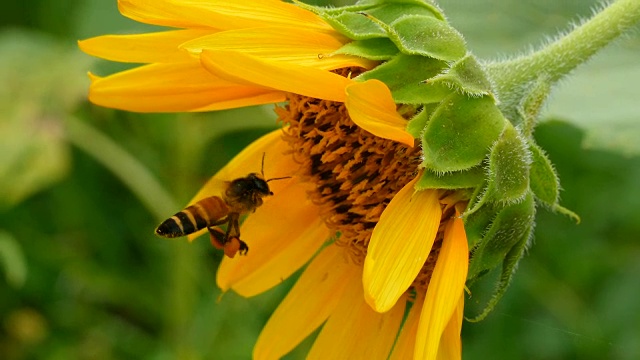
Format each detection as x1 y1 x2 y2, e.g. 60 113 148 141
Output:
277 67 457 292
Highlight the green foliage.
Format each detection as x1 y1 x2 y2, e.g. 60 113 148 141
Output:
428 54 493 97
484 124 531 204
0 31 86 209
421 93 506 172
357 54 449 104
1 0 639 360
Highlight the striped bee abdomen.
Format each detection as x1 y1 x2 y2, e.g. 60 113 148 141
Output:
155 196 229 238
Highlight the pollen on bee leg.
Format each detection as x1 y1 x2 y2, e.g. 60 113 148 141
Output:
223 237 248 258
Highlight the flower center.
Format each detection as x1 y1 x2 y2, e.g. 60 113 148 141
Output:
276 67 456 292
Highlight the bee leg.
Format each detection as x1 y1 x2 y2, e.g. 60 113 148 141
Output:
208 227 226 250
221 236 248 258
237 239 249 255
209 214 249 258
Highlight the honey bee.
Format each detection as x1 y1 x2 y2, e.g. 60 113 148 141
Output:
155 157 289 258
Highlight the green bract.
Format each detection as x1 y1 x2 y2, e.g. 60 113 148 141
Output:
306 0 587 320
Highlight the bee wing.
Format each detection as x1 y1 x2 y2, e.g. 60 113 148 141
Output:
187 178 227 206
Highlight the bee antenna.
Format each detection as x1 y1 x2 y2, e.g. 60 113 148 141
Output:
266 176 292 183
261 153 291 183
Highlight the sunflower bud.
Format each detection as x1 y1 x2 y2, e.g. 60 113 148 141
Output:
301 0 577 320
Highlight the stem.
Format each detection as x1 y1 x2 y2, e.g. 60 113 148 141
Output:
65 116 178 220
488 0 640 93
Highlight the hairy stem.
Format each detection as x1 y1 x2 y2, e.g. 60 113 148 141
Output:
488 0 640 95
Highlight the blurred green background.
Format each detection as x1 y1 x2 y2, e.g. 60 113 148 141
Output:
1 0 638 359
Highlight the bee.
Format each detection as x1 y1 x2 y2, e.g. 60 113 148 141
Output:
155 156 289 258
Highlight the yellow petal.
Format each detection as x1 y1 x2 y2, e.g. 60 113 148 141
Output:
88 63 283 112
436 294 464 360
388 293 424 360
308 269 405 360
181 26 375 70
187 130 294 241
414 217 468 360
192 92 286 111
345 79 415 147
118 0 331 31
217 182 330 296
78 29 210 63
253 245 357 360
363 179 441 313
200 50 352 102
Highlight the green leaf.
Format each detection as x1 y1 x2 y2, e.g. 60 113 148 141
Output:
357 54 450 105
422 93 506 172
388 15 467 61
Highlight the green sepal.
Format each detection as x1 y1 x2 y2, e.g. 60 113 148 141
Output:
416 166 485 190
467 191 535 282
333 38 399 60
527 142 579 222
356 0 446 21
322 12 387 40
307 0 446 41
466 222 532 322
406 106 430 139
366 2 443 23
422 93 506 172
517 76 551 137
528 141 559 206
387 15 467 61
428 54 494 97
462 193 497 250
357 54 450 105
484 124 531 204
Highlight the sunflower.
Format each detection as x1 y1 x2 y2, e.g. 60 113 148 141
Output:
193 92 469 359
81 0 477 358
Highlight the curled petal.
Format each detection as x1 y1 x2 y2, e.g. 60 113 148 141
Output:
200 50 352 102
181 26 373 70
345 80 415 147
437 294 464 360
414 217 468 360
363 178 441 313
